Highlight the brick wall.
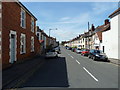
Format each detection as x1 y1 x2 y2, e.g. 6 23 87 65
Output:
2 2 41 69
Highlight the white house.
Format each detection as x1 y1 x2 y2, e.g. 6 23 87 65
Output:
101 8 120 60
93 19 110 50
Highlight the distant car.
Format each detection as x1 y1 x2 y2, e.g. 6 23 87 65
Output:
81 49 90 56
54 46 61 54
45 49 58 58
75 48 82 54
71 48 76 52
66 47 72 50
88 49 108 61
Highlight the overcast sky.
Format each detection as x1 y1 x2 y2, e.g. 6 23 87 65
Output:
21 2 118 42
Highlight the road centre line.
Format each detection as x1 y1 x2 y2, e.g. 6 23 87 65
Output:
71 56 74 58
68 53 70 56
76 60 80 64
83 67 99 82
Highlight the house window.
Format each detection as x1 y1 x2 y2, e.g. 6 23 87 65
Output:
31 36 34 52
83 38 84 42
31 17 34 32
21 8 26 28
20 34 26 54
37 33 39 40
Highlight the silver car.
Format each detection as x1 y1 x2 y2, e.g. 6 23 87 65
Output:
45 50 58 58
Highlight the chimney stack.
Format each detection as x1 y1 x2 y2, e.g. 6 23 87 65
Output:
104 19 109 25
91 24 95 31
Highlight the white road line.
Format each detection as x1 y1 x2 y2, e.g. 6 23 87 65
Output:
68 54 70 56
76 60 80 64
83 67 99 82
71 56 74 58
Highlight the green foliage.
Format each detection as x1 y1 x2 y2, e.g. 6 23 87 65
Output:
72 46 77 48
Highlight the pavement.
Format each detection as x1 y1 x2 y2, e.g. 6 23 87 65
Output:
109 58 120 66
2 55 45 89
17 46 118 89
2 46 119 89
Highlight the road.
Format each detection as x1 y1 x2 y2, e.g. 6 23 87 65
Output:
19 46 118 89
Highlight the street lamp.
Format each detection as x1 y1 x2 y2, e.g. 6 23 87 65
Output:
49 28 57 37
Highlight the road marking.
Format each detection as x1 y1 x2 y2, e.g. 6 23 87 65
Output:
71 56 74 58
76 60 80 64
68 54 70 56
83 67 98 82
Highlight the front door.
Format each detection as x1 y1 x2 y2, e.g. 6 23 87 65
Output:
10 34 16 63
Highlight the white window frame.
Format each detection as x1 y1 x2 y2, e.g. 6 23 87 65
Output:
31 36 34 52
20 33 26 54
21 8 26 29
31 17 34 33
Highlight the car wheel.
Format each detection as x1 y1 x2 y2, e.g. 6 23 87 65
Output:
88 55 91 59
55 55 58 58
93 56 96 61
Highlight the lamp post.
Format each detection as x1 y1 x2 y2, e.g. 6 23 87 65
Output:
49 28 58 47
49 28 57 37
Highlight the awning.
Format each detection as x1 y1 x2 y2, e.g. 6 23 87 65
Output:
39 40 44 43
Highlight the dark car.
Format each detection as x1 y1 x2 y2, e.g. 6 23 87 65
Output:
66 47 72 50
88 49 108 61
71 48 76 52
81 49 90 56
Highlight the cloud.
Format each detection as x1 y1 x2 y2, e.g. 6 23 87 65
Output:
92 2 118 15
37 2 118 42
40 12 93 42
59 17 71 21
19 0 119 2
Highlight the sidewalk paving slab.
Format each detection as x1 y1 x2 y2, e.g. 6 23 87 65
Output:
109 58 120 66
2 55 45 89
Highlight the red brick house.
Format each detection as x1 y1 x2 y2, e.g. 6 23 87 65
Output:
2 1 41 69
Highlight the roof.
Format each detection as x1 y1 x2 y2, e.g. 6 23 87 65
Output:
17 0 37 20
95 23 110 41
39 40 44 43
109 8 120 18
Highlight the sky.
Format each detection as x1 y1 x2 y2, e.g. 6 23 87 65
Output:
20 2 118 42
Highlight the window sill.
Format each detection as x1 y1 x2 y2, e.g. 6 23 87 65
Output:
20 52 26 55
21 26 26 29
31 51 34 53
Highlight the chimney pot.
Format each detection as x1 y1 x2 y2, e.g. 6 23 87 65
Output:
104 19 109 25
91 24 95 31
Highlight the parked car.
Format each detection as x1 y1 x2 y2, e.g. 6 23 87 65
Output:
75 48 82 54
66 47 72 50
71 48 76 52
54 46 61 54
81 49 90 56
88 49 108 61
45 49 58 58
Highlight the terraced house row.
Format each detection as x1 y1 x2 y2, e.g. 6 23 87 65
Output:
1 1 58 69
63 7 120 60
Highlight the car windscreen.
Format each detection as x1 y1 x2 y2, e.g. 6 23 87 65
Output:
95 50 103 53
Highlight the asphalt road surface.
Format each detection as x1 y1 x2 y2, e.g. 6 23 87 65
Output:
19 46 118 89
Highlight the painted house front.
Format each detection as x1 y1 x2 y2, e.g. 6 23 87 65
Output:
2 1 41 69
93 19 110 51
101 8 120 59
